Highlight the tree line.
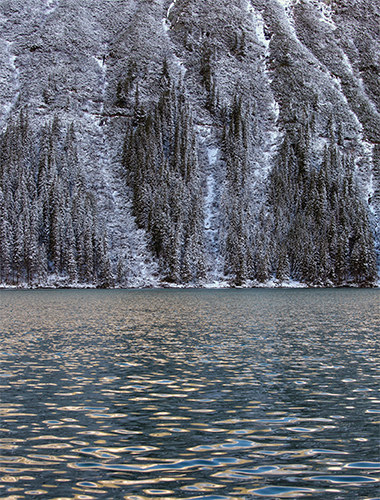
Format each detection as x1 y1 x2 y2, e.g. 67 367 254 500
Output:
0 67 377 287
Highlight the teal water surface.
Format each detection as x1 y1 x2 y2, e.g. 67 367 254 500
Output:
0 288 379 499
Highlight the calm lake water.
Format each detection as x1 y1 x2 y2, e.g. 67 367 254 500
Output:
0 289 379 499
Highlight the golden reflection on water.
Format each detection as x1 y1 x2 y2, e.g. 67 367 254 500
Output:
0 288 379 499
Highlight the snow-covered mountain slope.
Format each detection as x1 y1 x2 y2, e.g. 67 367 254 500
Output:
0 0 378 287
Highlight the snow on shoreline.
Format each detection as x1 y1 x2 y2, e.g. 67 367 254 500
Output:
1 279 377 290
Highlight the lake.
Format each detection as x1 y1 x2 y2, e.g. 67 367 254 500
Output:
0 288 379 499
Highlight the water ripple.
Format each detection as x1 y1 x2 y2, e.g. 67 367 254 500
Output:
345 462 380 469
309 475 379 483
72 456 245 473
248 486 316 497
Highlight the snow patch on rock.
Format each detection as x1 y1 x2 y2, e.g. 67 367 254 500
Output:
249 6 270 51
45 0 59 15
207 147 218 166
0 41 20 131
277 0 299 6
319 1 336 30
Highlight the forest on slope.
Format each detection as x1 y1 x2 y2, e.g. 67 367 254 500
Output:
0 0 379 287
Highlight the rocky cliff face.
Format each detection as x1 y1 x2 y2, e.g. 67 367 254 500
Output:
0 0 378 287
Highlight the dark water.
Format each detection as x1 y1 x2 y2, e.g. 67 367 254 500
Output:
0 289 379 499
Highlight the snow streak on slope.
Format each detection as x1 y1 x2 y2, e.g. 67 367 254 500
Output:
162 0 225 282
0 41 20 131
276 0 300 38
318 1 336 30
251 7 270 50
162 0 187 79
196 124 224 282
204 151 221 276
85 120 158 287
247 1 281 194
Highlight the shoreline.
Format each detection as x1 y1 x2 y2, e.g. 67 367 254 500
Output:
1 281 379 290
